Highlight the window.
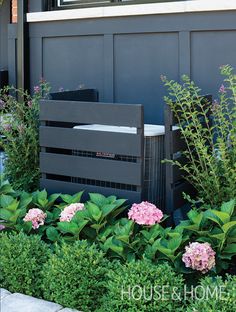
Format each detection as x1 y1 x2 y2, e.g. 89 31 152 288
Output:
48 0 179 10
57 0 120 8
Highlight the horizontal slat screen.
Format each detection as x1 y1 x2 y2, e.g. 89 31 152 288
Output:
40 100 143 127
40 100 144 203
40 126 142 157
168 94 212 125
171 129 187 153
173 181 196 209
165 94 212 218
40 152 142 185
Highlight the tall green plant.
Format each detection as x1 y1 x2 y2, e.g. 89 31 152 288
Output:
162 65 236 207
0 80 50 191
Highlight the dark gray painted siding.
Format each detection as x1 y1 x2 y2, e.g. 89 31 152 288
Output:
0 0 10 70
113 33 179 123
8 25 17 87
8 10 236 123
43 35 105 97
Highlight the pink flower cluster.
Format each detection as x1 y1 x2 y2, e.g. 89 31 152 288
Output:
60 203 85 222
23 208 47 230
182 242 216 274
0 224 6 231
128 201 163 226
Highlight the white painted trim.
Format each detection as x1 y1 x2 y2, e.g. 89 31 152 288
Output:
27 0 236 23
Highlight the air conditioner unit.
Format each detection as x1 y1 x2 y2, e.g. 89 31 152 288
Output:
72 124 165 208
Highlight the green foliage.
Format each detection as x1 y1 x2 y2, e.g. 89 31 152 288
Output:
0 191 33 232
42 240 110 312
0 187 61 237
58 191 83 206
0 179 235 276
32 189 61 210
0 182 128 247
0 80 50 191
143 224 190 272
187 275 236 312
97 218 140 262
56 193 127 243
0 232 50 297
179 199 236 273
98 260 185 312
162 65 236 207
0 179 15 196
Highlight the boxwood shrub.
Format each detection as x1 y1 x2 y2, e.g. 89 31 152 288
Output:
0 232 50 297
42 240 110 312
98 260 185 312
187 275 236 312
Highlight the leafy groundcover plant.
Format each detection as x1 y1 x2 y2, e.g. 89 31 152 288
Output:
162 65 236 207
0 79 50 191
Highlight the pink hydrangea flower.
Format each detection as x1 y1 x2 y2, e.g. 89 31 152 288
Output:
0 224 6 231
23 208 47 230
128 201 163 226
60 203 85 222
182 242 216 274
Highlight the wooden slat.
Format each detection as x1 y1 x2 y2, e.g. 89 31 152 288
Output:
164 104 174 217
172 165 185 183
40 179 141 203
173 181 196 209
40 100 143 127
168 94 212 125
171 129 187 153
165 94 212 219
40 152 142 185
40 126 142 157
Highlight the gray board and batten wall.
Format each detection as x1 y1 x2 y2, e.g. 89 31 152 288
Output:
8 8 236 124
0 0 10 71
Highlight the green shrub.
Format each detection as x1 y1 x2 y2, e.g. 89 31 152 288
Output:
187 275 236 312
98 260 185 312
162 65 236 207
42 240 110 312
0 80 50 191
0 232 50 297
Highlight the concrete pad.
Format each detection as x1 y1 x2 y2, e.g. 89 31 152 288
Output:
0 289 11 301
1 293 63 312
